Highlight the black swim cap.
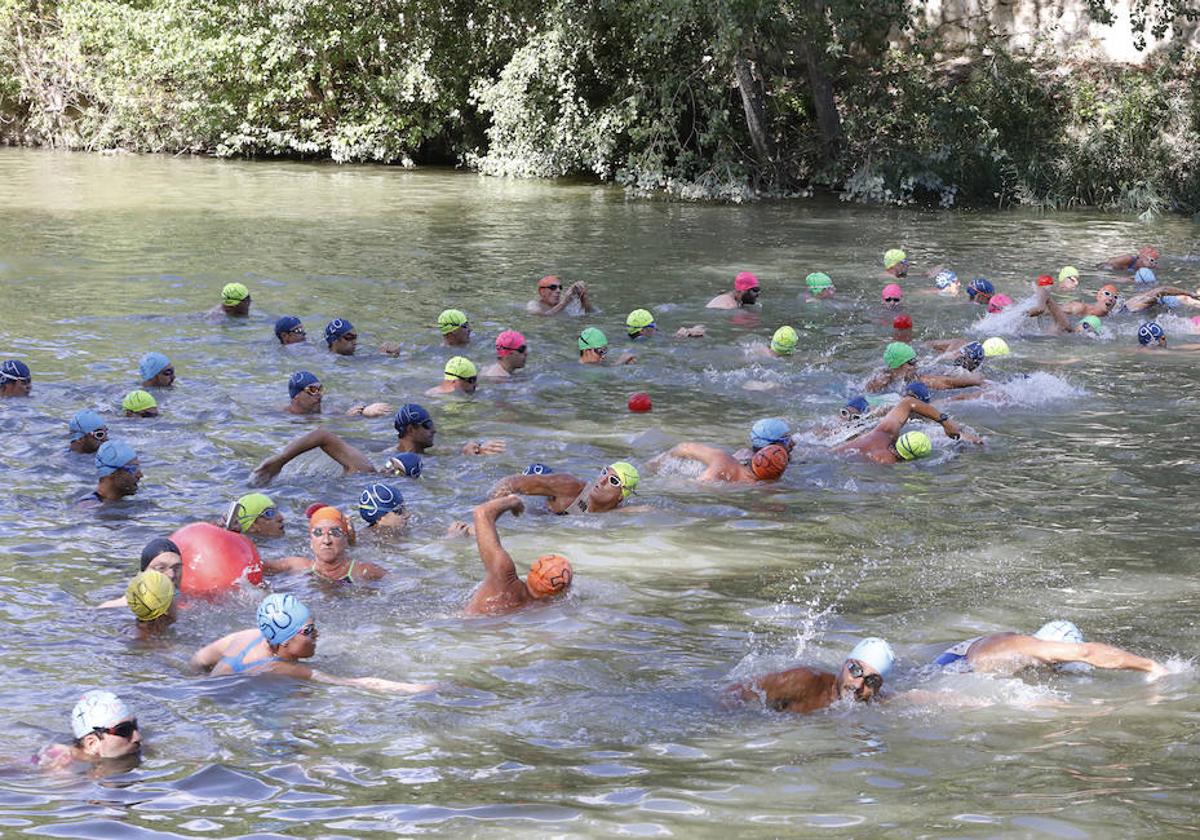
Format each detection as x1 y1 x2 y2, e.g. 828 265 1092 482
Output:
140 537 181 570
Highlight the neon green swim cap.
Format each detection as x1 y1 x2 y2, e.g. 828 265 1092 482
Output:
883 342 917 369
122 390 157 413
884 249 908 270
1059 266 1080 282
438 309 469 335
126 569 174 621
626 309 655 336
805 272 833 293
444 356 478 380
770 326 799 355
221 282 249 305
578 327 608 352
1080 315 1103 334
235 492 275 532
895 431 932 461
608 461 639 498
982 337 1010 357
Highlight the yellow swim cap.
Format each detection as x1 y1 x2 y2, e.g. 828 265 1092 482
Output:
444 356 478 381
626 309 655 336
982 337 1010 357
122 390 157 413
607 461 639 498
1058 266 1080 282
221 282 249 305
884 249 908 270
438 309 469 335
770 326 798 355
234 492 275 532
895 431 932 461
126 569 174 621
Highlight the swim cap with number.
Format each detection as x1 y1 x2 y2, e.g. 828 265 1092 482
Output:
69 410 105 441
626 309 655 336
394 404 432 435
734 272 759 291
751 418 791 449
848 637 895 677
234 493 275 532
608 461 639 497
96 440 137 476
444 356 477 380
122 390 157 413
139 352 170 381
71 690 133 740
323 319 354 345
359 482 405 525
257 593 312 646
982 337 1011 356
750 444 789 480
883 249 907 269
288 370 320 399
1138 322 1164 345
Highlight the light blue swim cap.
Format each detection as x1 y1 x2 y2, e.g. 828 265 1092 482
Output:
69 410 105 441
847 637 895 677
96 440 137 476
257 593 312 646
139 352 171 381
751 418 791 449
1133 267 1156 285
1034 619 1091 673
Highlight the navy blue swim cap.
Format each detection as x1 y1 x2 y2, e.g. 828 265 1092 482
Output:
1137 322 1164 345
967 278 995 298
1 359 31 381
359 482 405 525
394 403 432 435
523 463 553 476
845 395 870 414
288 370 320 399
139 537 181 570
904 382 932 402
960 342 985 363
323 318 354 345
274 315 302 337
385 452 422 478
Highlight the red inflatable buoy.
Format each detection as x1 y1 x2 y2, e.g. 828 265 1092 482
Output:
170 522 263 595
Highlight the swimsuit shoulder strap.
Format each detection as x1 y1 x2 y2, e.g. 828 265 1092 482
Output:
220 636 266 674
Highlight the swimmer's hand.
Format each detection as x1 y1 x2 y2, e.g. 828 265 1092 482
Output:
958 429 985 445
351 676 440 695
360 402 393 418
1145 662 1170 683
379 342 403 356
675 325 706 338
462 439 506 456
496 494 525 517
618 353 637 365
446 520 474 538
250 456 283 487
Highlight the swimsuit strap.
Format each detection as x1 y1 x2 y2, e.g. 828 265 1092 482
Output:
310 559 355 582
220 637 275 674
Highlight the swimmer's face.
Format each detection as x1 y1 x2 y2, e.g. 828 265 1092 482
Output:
224 298 252 317
941 281 960 296
638 325 657 339
125 407 159 418
2 378 30 397
840 406 864 424
739 287 760 306
112 461 143 495
330 333 357 356
81 717 142 759
504 346 528 370
71 429 108 455
451 374 477 394
891 261 909 278
900 359 918 380
147 552 183 586
283 621 318 657
403 420 436 450
538 280 562 306
373 510 409 531
586 468 625 511
955 355 981 372
249 509 285 537
839 659 883 703
310 524 348 563
149 367 175 387
279 325 306 345
1060 276 1079 291
294 384 323 413
1136 253 1157 269
444 325 471 347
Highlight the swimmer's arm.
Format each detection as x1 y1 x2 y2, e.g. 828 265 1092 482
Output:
251 429 373 485
473 495 523 586
97 596 126 610
927 339 966 353
918 372 983 390
307 667 438 694
573 281 596 313
189 635 236 672
1018 639 1167 678
874 395 935 436
262 555 309 574
489 474 582 506
887 689 994 709
356 561 387 581
1042 295 1074 334
537 285 581 316
1059 301 1088 315
666 442 725 467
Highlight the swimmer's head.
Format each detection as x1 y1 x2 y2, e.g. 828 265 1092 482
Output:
274 315 305 344
1079 315 1103 336
626 309 656 338
578 327 609 360
750 444 789 481
806 272 834 295
1034 619 1092 673
883 342 917 370
841 395 870 422
221 283 251 314
883 249 908 275
71 690 139 757
1137 321 1165 346
734 272 760 303
627 392 652 412
1098 284 1119 310
443 356 478 392
982 336 1010 357
0 359 32 396
96 440 141 491
895 431 932 461
527 553 573 599
232 492 280 535
139 352 173 385
537 275 563 304
495 330 527 359
324 319 357 354
933 269 958 291
751 418 792 451
892 314 913 332
438 309 471 344
904 381 932 403
1134 267 1157 285
121 390 158 417
69 410 107 446
881 283 903 307
139 538 182 582
126 569 175 622
257 593 315 650
842 637 895 701
606 461 639 499
955 341 985 371
523 463 553 476
1135 246 1159 268
359 482 407 528
1058 266 1080 287
987 294 1013 314
394 403 435 443
287 370 321 400
384 452 423 478
770 326 798 356
966 278 995 303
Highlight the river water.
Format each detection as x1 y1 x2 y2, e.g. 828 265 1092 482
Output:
1 148 1197 837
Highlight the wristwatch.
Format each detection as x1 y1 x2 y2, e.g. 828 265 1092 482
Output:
937 413 950 423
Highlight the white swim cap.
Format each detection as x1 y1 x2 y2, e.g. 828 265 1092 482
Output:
847 637 895 677
71 690 132 740
1034 620 1091 673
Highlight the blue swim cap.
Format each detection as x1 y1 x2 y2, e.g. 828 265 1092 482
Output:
1161 295 1181 309
1137 322 1164 345
359 482 405 525
323 318 354 345
1 359 30 381
96 440 137 476
386 451 423 478
967 278 995 298
274 315 302 337
845 395 870 414
257 593 312 646
69 410 106 441
904 382 932 402
1133 267 1156 285
933 269 958 289
751 418 791 449
288 370 320 399
523 463 553 476
139 352 170 381
960 341 985 364
393 403 432 435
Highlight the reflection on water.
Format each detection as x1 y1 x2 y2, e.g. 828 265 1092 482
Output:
0 148 1197 836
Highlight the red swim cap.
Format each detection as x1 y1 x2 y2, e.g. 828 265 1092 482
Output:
734 272 759 291
893 315 913 330
1036 275 1054 286
751 444 789 481
527 554 573 598
628 392 652 413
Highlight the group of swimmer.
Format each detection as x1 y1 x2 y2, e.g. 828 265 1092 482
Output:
8 246 1185 771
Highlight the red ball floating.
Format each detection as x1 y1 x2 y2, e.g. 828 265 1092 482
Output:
170 522 263 595
893 315 913 330
628 392 652 413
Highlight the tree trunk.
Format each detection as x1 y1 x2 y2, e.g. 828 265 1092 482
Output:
732 52 775 182
797 2 843 161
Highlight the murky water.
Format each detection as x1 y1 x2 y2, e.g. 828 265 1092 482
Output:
1 148 1197 837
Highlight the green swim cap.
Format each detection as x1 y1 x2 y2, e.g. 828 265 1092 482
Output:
438 309 469 335
578 327 609 352
883 342 917 369
770 326 799 355
884 249 908 270
982 337 1010 357
444 356 478 380
235 492 275 532
805 272 833 293
1059 266 1080 282
608 461 639 498
1080 315 1103 334
221 282 249 305
626 309 655 336
895 431 932 461
122 390 157 413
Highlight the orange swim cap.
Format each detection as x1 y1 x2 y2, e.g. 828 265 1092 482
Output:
527 554 573 598
751 444 789 481
308 506 355 543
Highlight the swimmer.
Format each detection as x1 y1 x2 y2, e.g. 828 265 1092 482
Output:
97 537 184 609
653 442 789 484
1 359 32 396
427 356 478 395
489 462 639 515
527 274 594 315
578 328 635 365
481 331 527 378
892 315 913 343
928 268 959 296
805 272 836 300
264 506 384 582
124 569 176 627
1101 246 1158 272
285 371 323 414
274 315 306 345
34 691 142 770
438 309 472 346
881 283 904 310
224 492 285 537
359 483 410 532
464 495 574 615
191 593 434 692
707 271 760 309
866 342 983 393
768 326 798 358
626 309 656 339
932 620 1168 680
731 417 794 462
215 283 251 317
835 396 982 464
1120 285 1200 313
1057 266 1080 291
726 637 895 714
987 294 1013 313
1060 284 1120 318
965 278 995 306
68 410 108 454
139 353 174 388
121 390 158 418
883 249 908 278
324 319 357 355
81 440 142 505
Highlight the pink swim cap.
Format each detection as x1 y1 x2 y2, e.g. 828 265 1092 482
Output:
988 294 1014 313
734 272 759 292
882 283 903 301
495 330 526 357
1191 315 1200 329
